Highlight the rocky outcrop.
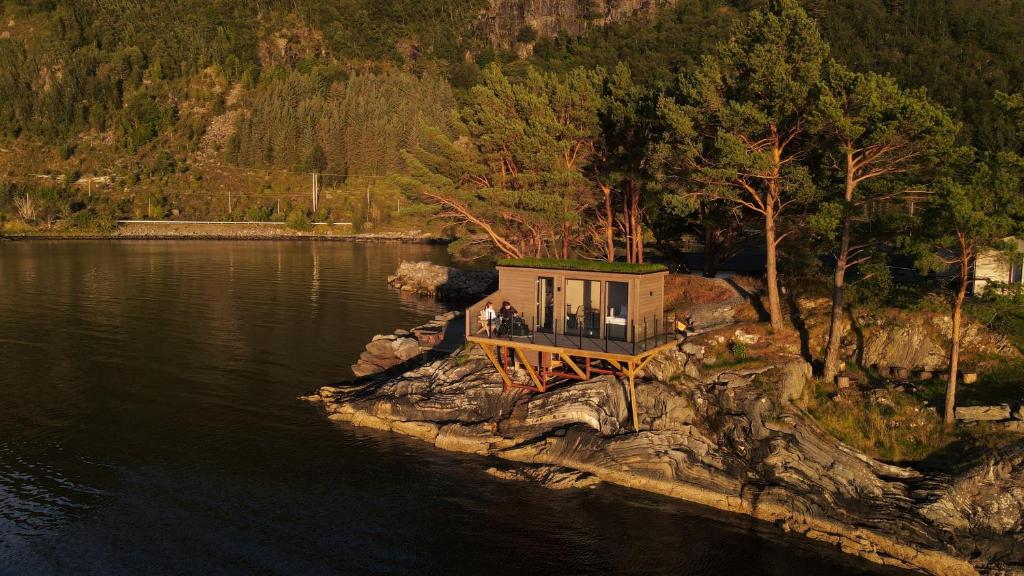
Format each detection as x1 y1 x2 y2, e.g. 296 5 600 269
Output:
955 404 1024 434
480 0 673 51
305 344 1024 575
387 261 496 299
955 405 1013 422
796 298 1021 372
486 464 602 489
350 311 462 377
920 442 1024 567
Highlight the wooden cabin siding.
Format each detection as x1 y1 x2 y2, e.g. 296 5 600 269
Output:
496 268 537 315
495 265 667 339
636 272 666 326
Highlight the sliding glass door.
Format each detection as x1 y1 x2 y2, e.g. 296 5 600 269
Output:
536 276 554 333
605 281 629 340
565 279 601 337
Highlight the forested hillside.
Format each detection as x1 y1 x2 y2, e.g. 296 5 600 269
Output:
0 0 1022 230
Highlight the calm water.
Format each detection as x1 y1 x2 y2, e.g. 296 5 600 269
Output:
0 240 900 576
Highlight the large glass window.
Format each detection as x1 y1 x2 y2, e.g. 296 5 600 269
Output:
605 281 629 340
565 279 601 337
536 277 554 333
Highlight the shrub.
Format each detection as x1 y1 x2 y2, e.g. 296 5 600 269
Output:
729 340 749 360
517 25 538 43
286 209 312 231
68 209 117 232
966 285 1024 351
246 205 272 222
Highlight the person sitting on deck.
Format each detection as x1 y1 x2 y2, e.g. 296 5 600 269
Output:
497 301 518 336
676 316 691 338
477 302 497 337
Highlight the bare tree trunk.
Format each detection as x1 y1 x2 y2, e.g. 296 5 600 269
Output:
602 184 614 262
822 217 850 380
764 199 784 330
823 153 856 381
945 246 970 427
701 202 727 279
703 218 719 278
627 185 643 264
622 194 634 264
562 222 570 260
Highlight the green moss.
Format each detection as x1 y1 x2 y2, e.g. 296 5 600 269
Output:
496 257 667 274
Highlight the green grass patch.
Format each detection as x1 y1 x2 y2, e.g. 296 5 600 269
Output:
497 257 667 274
703 354 763 370
913 359 1024 407
807 381 951 463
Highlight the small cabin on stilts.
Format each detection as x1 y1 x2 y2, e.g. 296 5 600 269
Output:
465 258 681 430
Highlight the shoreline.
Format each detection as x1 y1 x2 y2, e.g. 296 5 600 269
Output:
304 335 1023 576
0 228 451 244
321 403 968 576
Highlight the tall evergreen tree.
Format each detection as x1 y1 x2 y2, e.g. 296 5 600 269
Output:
810 61 959 382
912 157 1024 425
657 0 828 329
403 64 605 259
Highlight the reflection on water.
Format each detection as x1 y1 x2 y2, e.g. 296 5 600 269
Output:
0 241 906 576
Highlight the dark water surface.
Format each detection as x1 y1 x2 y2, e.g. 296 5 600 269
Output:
0 241 899 576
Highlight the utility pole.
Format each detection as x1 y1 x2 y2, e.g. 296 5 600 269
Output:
312 172 319 212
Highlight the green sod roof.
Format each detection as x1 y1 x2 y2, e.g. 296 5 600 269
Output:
496 258 668 274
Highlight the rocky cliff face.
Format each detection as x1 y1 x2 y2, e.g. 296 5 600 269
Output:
304 345 1024 575
795 298 1021 372
480 0 674 51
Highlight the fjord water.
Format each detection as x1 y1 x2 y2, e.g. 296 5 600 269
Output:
0 241 899 576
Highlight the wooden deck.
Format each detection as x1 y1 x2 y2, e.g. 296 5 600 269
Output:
466 331 678 363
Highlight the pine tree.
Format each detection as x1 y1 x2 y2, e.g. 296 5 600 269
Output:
657 0 828 329
810 61 958 382
911 157 1024 425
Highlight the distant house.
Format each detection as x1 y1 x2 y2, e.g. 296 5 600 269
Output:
973 237 1024 294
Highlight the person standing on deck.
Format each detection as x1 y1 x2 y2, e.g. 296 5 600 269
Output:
477 302 497 337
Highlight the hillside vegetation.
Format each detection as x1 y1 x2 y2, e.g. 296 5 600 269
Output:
1 0 1022 230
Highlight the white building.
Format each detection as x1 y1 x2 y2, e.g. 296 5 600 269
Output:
973 237 1024 294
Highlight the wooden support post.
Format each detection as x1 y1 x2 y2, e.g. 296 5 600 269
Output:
558 353 586 380
479 343 513 389
627 362 639 432
634 352 659 375
514 347 544 392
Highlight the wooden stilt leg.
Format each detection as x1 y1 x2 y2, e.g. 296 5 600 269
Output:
480 343 513 389
627 362 639 432
558 353 586 380
514 347 543 392
635 352 659 374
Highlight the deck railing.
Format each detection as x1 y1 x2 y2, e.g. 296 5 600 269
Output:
466 293 680 355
